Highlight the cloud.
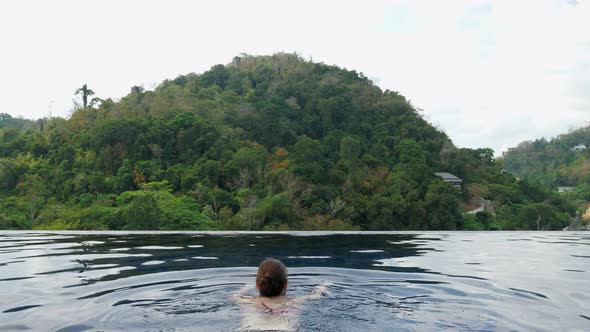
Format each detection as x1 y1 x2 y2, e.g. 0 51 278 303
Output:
371 0 590 154
0 0 588 155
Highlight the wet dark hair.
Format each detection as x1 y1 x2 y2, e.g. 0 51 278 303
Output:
256 258 288 297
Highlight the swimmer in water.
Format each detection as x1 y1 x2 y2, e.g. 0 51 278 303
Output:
234 258 329 331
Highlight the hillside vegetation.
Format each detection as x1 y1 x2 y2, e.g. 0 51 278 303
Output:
504 126 590 211
0 53 574 231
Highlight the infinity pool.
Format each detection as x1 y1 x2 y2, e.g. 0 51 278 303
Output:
0 231 588 331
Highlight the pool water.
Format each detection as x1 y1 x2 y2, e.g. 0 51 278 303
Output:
0 231 589 331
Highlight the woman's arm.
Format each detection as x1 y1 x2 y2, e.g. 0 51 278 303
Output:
308 282 331 299
292 282 331 303
233 284 255 303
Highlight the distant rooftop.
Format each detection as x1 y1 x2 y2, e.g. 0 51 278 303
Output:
434 172 461 181
571 144 586 151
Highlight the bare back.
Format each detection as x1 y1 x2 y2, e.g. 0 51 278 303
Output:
235 294 299 331
233 284 328 331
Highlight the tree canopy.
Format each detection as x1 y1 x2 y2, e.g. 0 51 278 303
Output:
0 53 574 231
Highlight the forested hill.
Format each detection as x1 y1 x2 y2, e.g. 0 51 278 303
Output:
503 126 590 213
0 53 575 231
504 126 590 188
0 113 37 130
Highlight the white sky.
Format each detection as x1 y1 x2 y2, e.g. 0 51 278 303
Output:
0 0 588 154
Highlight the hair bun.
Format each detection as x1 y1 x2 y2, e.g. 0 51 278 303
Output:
256 258 288 297
260 275 272 286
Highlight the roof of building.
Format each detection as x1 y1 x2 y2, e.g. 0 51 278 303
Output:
434 172 462 181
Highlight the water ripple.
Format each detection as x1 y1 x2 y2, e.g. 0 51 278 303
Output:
0 231 588 331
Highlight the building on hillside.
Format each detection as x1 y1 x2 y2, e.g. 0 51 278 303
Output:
571 144 587 152
557 186 575 193
434 172 462 190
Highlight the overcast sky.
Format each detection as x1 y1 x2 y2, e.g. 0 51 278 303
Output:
0 0 588 154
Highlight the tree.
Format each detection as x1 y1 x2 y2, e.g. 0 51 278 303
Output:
395 139 429 183
290 135 326 182
120 192 163 230
518 203 569 230
75 84 100 108
339 136 362 171
17 174 47 223
236 189 260 230
256 193 297 228
425 180 462 229
276 172 310 217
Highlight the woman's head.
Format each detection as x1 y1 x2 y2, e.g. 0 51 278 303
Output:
256 258 288 297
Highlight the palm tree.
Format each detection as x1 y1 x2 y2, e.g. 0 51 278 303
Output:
75 84 95 108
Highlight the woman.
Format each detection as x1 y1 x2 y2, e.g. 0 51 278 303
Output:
234 258 329 331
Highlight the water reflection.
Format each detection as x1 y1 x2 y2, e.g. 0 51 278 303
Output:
0 231 588 331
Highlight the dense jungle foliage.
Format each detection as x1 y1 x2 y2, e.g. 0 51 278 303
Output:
504 126 590 212
0 53 575 231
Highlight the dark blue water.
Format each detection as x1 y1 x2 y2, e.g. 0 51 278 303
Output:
0 231 588 331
